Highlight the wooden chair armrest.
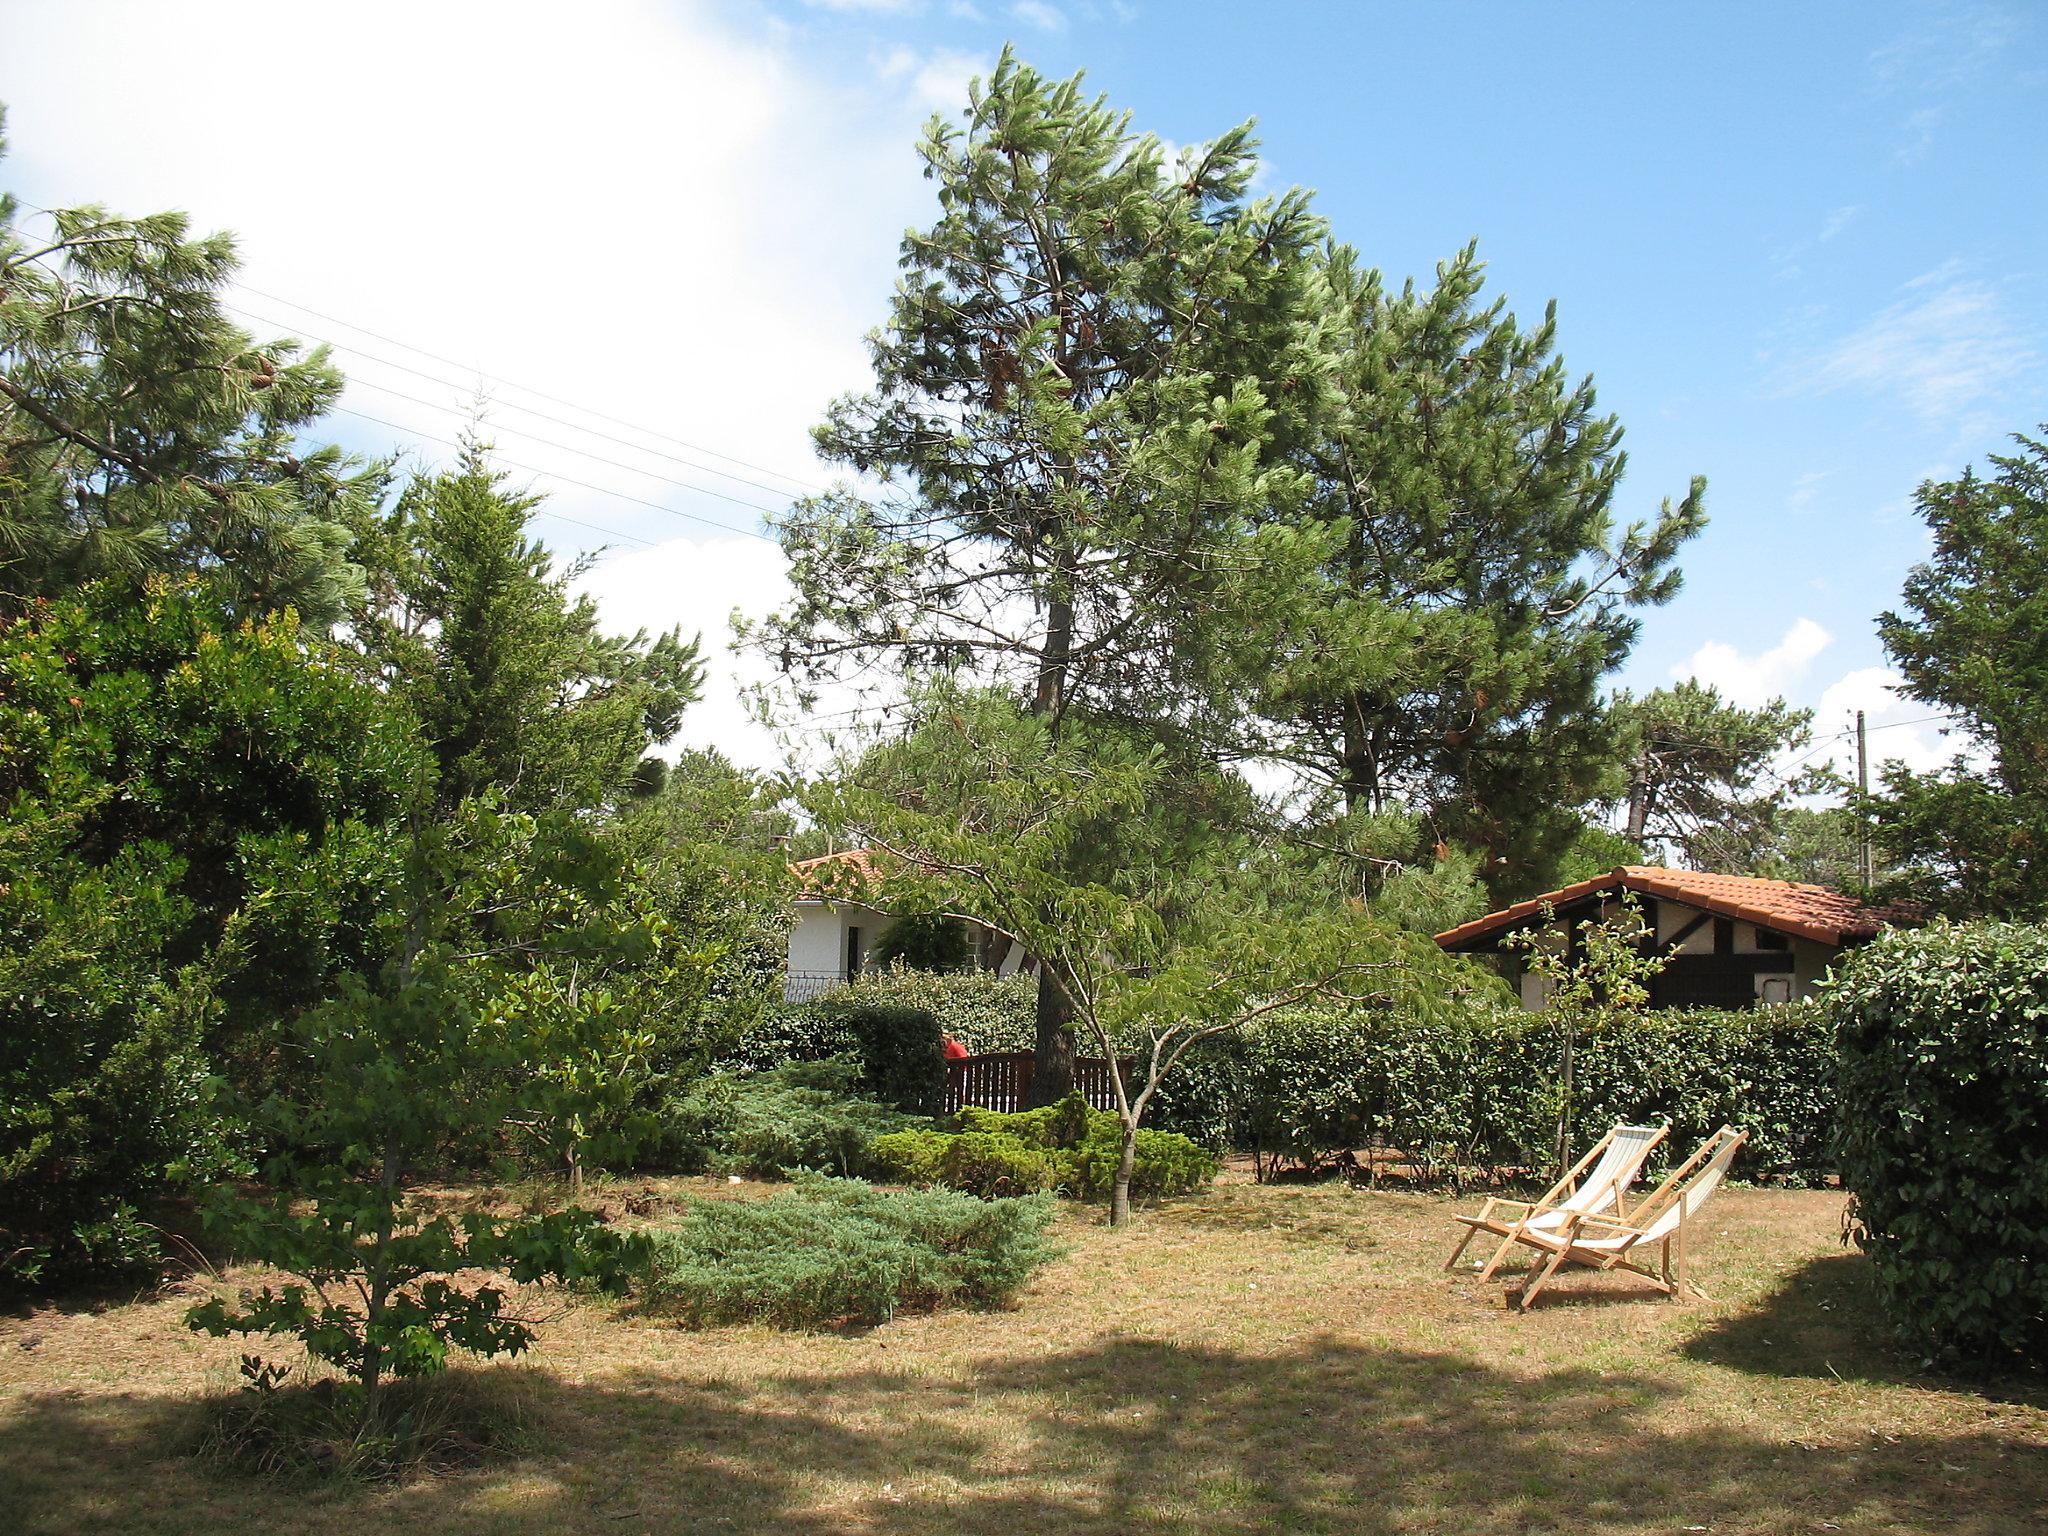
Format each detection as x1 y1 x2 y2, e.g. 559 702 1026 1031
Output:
1562 1212 1649 1238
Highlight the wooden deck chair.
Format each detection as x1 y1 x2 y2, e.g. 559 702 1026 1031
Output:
1444 1121 1669 1281
1509 1125 1749 1309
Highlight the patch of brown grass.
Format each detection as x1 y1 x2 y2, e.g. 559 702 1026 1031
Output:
3 1178 2043 1534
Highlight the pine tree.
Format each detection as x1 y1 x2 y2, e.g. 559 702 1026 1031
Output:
758 52 1339 1098
1258 243 1705 894
0 109 376 625
1872 430 2048 915
1613 681 1811 871
360 441 703 815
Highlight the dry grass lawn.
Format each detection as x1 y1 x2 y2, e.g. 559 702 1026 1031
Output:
3 1177 2043 1534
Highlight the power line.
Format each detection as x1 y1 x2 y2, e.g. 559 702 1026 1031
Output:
338 370 788 519
226 299 813 507
333 406 779 548
227 280 834 497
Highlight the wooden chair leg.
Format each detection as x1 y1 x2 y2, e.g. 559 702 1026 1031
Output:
1517 1243 1573 1310
1444 1226 1481 1272
1476 1229 1524 1280
1444 1199 1499 1271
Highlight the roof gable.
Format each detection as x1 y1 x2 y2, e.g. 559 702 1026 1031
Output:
1435 866 1906 951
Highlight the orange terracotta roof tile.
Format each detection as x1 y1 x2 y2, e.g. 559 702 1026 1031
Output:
789 846 892 897
1435 865 1911 951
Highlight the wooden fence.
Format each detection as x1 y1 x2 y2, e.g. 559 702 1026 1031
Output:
944 1051 1129 1115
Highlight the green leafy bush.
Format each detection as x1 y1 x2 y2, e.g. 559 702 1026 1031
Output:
722 997 946 1116
876 1094 1216 1202
868 1128 1057 1196
1151 998 1838 1186
658 1059 914 1178
640 1180 1061 1328
1830 922 2048 1366
832 968 1042 1054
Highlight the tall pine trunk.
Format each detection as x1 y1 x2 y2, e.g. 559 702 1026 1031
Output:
1024 578 1078 1108
1028 973 1077 1107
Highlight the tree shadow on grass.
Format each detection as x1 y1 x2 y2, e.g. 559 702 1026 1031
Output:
1682 1250 2048 1408
6 1333 2047 1535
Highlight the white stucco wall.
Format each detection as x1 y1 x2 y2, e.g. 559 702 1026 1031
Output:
785 901 897 996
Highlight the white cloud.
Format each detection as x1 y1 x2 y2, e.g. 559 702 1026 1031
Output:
803 0 924 14
1676 617 1832 708
574 534 802 772
1809 666 1969 780
0 0 992 767
1869 5 2019 93
1781 268 2034 426
1787 469 1830 515
1817 205 1861 242
877 43 993 113
1010 0 1067 30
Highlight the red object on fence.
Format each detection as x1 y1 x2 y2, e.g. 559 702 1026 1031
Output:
942 1036 970 1061
943 1051 1128 1114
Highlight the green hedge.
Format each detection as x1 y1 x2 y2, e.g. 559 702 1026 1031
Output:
724 996 947 1116
1149 1001 1837 1185
1831 922 2048 1366
870 1093 1217 1202
640 1179 1061 1328
813 968 1041 1055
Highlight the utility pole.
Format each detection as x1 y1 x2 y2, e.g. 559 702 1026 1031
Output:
1856 709 1872 895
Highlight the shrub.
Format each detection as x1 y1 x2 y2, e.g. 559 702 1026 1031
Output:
1830 922 2048 1366
640 1180 1062 1328
878 1094 1216 1202
658 1059 914 1178
869 1129 1057 1196
721 997 946 1116
1061 1124 1218 1200
827 1000 947 1117
828 968 1042 1054
1155 998 1838 1186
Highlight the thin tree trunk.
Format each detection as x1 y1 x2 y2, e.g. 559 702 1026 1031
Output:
1110 1115 1138 1228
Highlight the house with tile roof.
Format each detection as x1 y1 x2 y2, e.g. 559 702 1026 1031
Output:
785 848 1028 1001
1434 866 1910 1010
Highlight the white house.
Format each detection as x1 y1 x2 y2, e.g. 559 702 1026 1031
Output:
784 848 1028 1001
1434 865 1905 1010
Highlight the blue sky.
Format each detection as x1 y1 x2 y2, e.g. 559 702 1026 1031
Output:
2 1 2042 778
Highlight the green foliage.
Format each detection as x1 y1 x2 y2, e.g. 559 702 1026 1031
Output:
1550 822 1649 887
1257 240 1705 895
810 683 1480 1223
822 968 1042 1054
1830 922 2048 1366
639 1180 1061 1328
1167 1000 1836 1187
187 800 650 1427
826 999 947 1117
354 441 703 817
867 1129 1058 1197
867 913 972 972
1 114 377 625
1612 681 1813 871
659 1059 914 1179
874 1094 1218 1202
1505 894 1668 1173
0 582 421 1284
1873 431 2048 917
758 51 1334 737
731 996 948 1117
